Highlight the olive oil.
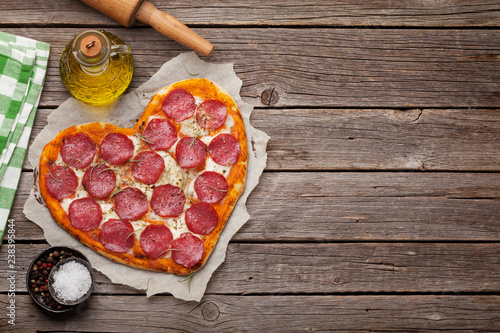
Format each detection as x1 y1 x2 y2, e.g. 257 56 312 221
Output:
59 30 134 105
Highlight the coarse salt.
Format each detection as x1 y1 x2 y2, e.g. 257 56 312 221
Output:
52 261 92 302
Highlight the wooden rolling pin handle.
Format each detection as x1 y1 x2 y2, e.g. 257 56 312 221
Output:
136 1 214 57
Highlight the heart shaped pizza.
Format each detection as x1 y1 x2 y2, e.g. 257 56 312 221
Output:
39 78 247 275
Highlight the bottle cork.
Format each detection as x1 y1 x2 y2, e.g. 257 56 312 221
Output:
80 36 102 58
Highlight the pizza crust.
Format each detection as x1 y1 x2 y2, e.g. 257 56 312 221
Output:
39 79 248 275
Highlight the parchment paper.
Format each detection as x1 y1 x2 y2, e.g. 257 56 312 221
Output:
24 52 270 301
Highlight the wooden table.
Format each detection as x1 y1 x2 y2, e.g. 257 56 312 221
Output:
1 1 500 331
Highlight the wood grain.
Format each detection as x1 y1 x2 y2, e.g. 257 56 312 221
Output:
0 28 498 108
1 1 499 331
1 243 499 294
1 294 499 332
25 107 500 171
255 108 500 171
1 0 499 27
9 171 500 242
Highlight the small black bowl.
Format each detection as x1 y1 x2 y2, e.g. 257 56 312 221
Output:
48 257 95 306
26 246 92 313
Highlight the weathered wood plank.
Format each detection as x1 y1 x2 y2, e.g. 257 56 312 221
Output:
2 2 498 331
2 28 499 108
1 243 499 294
8 171 500 242
1 294 499 332
25 107 500 172
256 108 500 171
2 0 499 27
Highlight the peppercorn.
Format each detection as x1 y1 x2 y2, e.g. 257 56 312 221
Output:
29 249 81 311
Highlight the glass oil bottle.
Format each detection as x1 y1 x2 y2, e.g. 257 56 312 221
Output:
59 30 134 105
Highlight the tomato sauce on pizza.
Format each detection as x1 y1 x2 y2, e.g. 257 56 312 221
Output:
39 79 248 275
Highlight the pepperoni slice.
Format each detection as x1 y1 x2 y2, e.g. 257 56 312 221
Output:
194 171 228 203
68 197 102 231
196 99 227 130
82 163 116 199
151 184 186 217
161 88 196 122
175 137 207 169
140 224 173 258
185 202 218 235
44 165 78 200
99 219 134 253
60 133 97 169
114 187 148 220
172 233 204 268
143 118 177 151
131 151 165 185
208 133 241 166
100 133 134 165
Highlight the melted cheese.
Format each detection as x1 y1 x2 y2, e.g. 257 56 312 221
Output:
55 92 236 253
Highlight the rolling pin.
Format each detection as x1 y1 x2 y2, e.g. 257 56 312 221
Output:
79 0 214 56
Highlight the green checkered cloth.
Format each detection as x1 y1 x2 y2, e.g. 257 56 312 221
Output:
0 32 49 243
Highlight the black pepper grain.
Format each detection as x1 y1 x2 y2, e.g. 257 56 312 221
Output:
29 249 75 311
